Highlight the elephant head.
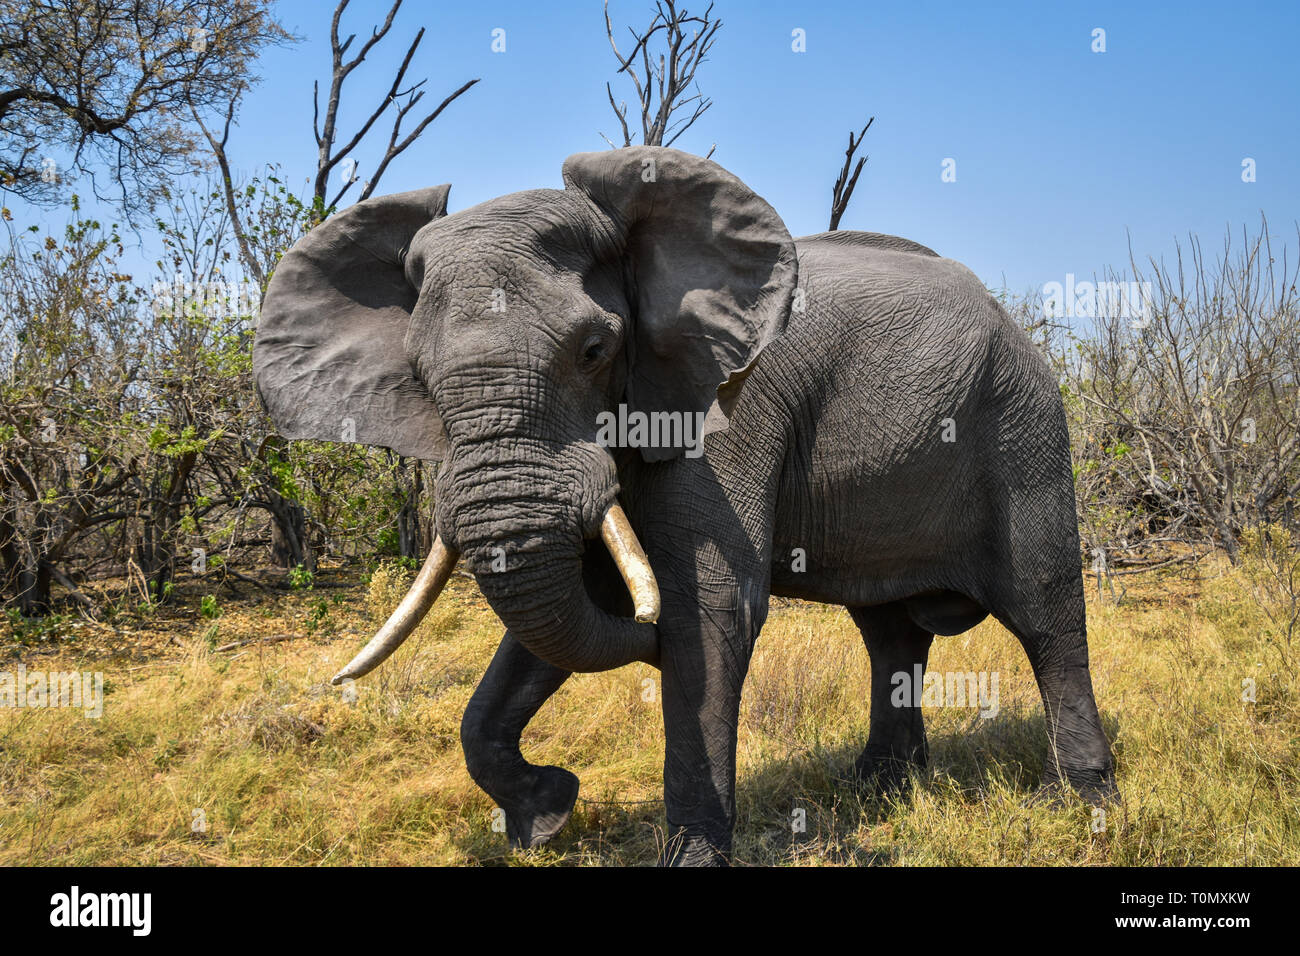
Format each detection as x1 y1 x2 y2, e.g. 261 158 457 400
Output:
253 147 797 682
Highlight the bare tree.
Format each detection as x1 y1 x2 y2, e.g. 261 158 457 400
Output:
602 0 720 155
311 0 478 214
189 93 266 287
828 116 873 231
1062 218 1300 568
188 101 312 289
192 0 477 286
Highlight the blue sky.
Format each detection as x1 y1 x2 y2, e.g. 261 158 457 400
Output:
22 0 1300 295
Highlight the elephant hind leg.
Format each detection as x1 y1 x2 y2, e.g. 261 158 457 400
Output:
460 631 578 849
987 500 1118 805
849 602 934 797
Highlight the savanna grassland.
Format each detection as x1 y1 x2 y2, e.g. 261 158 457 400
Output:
1 549 1297 867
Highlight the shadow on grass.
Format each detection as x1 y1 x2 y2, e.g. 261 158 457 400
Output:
730 705 1123 865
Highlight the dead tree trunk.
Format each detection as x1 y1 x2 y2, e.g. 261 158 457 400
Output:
269 496 312 571
396 458 425 559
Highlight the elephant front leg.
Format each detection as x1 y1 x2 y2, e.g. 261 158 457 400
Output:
460 631 578 850
659 579 767 867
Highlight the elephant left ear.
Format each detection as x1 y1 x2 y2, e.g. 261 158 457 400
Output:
562 147 797 460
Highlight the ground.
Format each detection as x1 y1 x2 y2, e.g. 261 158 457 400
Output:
1 555 1297 866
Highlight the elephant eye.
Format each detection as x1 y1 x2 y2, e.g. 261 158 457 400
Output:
579 334 609 369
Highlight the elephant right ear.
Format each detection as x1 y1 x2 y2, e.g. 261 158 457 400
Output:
253 185 452 461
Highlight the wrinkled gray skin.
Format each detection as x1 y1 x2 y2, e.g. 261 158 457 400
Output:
254 147 1118 866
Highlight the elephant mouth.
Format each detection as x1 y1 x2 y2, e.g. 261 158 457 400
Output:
329 502 659 685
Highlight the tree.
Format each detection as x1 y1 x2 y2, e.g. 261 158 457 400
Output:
0 203 143 612
1059 218 1300 568
184 1 477 568
152 169 316 575
192 0 477 288
601 0 720 155
0 0 290 218
309 0 479 214
828 117 872 231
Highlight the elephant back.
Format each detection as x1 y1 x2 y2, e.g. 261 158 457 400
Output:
795 230 939 258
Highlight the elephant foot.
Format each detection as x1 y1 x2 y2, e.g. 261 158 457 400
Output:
853 751 921 802
1022 779 1070 810
659 828 730 867
1025 768 1119 809
1069 769 1120 807
502 765 580 850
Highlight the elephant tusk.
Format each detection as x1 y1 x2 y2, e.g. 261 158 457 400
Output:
600 504 661 624
330 537 459 685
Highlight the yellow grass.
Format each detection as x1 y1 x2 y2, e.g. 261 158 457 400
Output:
1 555 1296 866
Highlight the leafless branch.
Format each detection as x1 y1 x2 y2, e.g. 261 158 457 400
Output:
311 0 478 214
602 0 720 150
1038 215 1300 566
190 93 265 288
829 117 873 231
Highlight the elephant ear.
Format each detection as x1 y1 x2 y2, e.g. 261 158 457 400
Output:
562 147 797 461
253 185 452 461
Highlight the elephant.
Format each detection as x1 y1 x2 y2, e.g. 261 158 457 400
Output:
253 145 1118 866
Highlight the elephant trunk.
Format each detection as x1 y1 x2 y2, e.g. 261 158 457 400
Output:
469 510 660 673
426 434 660 673
330 503 659 683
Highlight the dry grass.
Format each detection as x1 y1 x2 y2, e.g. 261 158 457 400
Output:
1 553 1296 866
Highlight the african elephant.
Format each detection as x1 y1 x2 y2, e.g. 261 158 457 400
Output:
253 146 1118 866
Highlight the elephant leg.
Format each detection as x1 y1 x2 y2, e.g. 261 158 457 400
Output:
460 630 578 849
850 602 934 797
658 575 767 867
998 610 1117 804
659 638 747 867
990 511 1118 805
